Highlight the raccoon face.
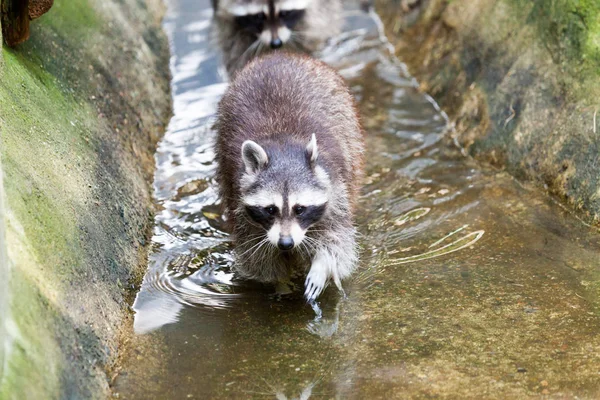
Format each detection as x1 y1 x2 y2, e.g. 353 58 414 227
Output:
239 134 330 251
219 0 311 49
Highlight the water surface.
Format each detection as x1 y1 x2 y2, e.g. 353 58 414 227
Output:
112 1 600 398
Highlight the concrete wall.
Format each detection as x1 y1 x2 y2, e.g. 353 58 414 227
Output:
377 0 600 224
0 143 8 393
0 0 170 398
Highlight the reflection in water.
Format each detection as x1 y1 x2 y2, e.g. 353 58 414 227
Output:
113 0 600 398
274 381 316 400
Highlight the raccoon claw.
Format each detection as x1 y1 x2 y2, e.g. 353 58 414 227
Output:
304 273 326 302
304 281 321 301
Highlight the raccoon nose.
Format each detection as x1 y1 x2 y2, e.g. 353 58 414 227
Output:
270 38 283 49
277 236 294 250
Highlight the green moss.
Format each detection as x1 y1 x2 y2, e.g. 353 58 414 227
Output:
0 35 103 399
378 0 600 221
0 0 170 397
39 0 100 41
0 48 97 275
512 0 600 91
0 270 62 400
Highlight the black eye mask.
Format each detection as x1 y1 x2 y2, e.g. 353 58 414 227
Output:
235 13 267 35
245 205 277 229
279 9 305 29
296 203 327 229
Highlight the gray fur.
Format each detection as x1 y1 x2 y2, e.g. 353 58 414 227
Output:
214 53 364 300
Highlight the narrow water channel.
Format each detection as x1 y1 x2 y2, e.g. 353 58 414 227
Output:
112 1 600 398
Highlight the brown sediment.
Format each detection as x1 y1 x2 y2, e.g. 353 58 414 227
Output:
1 0 30 46
1 0 55 47
28 0 53 20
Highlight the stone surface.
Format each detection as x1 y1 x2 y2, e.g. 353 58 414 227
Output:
28 0 53 20
376 0 600 225
0 0 170 398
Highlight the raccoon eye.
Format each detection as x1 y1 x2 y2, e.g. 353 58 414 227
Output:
279 10 303 19
279 9 305 28
265 206 278 215
235 13 267 34
293 205 306 216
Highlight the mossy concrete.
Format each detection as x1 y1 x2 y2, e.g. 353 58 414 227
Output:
0 0 170 398
376 0 600 224
0 135 7 393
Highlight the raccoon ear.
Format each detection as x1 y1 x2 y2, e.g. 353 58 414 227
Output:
306 133 318 167
242 140 268 174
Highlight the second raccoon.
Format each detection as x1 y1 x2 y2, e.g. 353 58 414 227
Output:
214 53 364 301
211 0 342 76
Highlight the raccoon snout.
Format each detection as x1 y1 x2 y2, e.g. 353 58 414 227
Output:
270 37 283 49
277 236 294 251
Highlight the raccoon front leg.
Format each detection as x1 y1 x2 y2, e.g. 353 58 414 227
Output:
304 249 335 301
304 233 358 301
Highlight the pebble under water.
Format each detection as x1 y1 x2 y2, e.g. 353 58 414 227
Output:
112 1 600 398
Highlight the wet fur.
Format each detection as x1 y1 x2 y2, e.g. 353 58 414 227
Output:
211 0 342 77
214 53 364 297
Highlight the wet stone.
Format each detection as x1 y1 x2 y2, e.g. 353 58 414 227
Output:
173 179 210 201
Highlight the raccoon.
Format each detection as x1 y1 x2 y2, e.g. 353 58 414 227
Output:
214 53 364 301
211 0 342 76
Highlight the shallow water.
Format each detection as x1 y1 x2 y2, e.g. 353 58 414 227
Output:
112 1 600 398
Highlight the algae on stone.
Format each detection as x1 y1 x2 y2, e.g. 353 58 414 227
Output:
0 0 170 398
376 0 600 224
0 125 8 393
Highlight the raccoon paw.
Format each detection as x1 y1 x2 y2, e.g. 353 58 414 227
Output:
304 267 328 302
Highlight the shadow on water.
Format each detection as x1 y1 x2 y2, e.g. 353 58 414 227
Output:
112 1 600 398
